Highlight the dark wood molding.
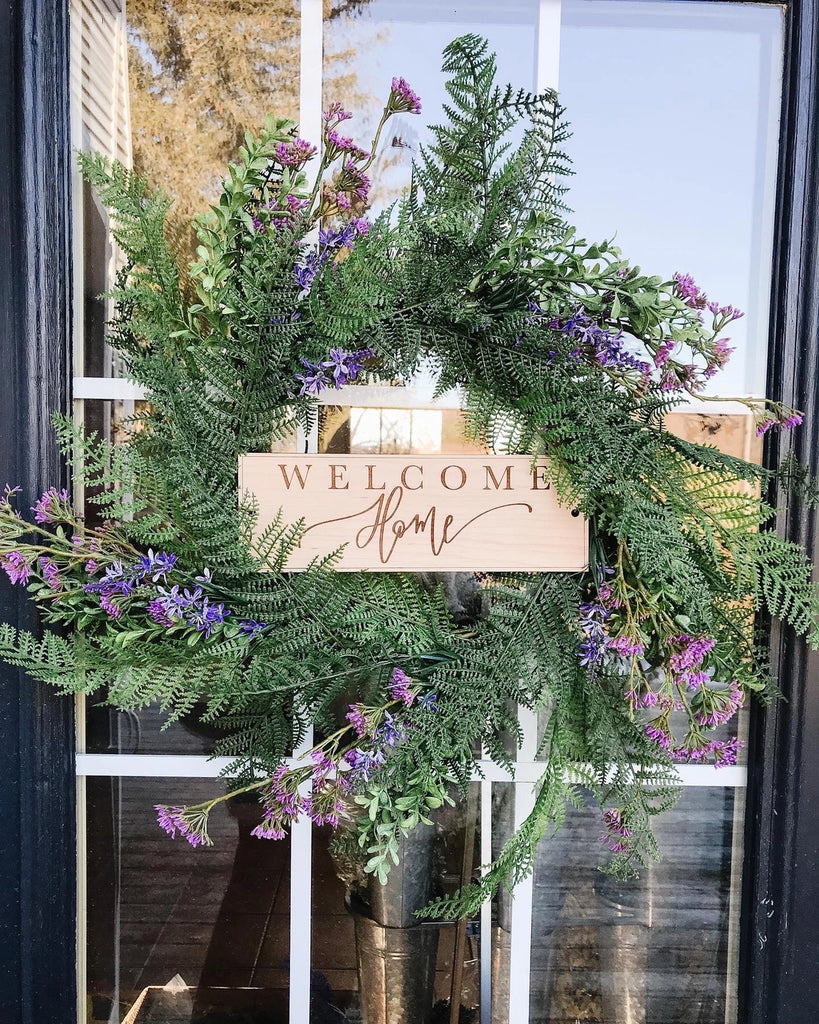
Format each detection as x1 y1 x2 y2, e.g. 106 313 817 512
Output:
741 2 819 1022
0 0 76 1020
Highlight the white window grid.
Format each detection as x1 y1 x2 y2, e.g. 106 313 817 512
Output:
69 2 749 1022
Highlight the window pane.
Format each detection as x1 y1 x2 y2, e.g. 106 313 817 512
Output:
85 777 292 1021
324 0 542 214
74 0 303 374
527 786 744 1024
85 700 223 755
319 406 483 456
560 0 784 397
126 0 301 234
313 784 483 1020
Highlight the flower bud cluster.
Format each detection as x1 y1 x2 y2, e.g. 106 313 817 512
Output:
153 668 440 848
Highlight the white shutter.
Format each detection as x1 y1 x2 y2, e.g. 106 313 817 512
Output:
70 0 131 165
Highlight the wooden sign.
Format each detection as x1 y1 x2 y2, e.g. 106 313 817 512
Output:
239 455 588 572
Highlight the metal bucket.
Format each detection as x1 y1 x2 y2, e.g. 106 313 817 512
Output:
354 915 439 1024
367 824 438 928
353 823 440 1024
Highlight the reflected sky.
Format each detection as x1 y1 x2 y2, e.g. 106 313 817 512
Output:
561 1 783 396
324 0 783 397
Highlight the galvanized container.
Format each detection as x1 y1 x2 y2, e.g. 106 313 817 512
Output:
367 823 438 928
354 823 440 1024
354 915 439 1024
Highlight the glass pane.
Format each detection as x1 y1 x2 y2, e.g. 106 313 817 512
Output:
85 699 223 755
85 777 292 1022
560 0 784 397
319 406 484 456
313 783 483 1020
528 786 744 1024
324 0 542 214
75 0 302 375
78 394 298 753
126 0 301 238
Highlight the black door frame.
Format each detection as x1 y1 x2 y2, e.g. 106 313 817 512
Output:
0 0 76 1021
0 0 817 1021
741 2 819 1021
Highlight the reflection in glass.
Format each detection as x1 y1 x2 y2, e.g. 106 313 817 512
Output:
527 787 743 1024
85 698 223 755
85 778 292 1022
560 0 783 397
126 0 301 243
324 0 542 213
319 406 483 456
310 785 483 1021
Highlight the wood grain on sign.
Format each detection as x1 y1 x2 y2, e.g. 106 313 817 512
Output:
239 455 588 572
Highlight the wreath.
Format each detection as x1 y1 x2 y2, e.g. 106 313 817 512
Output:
1 35 816 918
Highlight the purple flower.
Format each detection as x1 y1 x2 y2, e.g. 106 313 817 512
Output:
154 804 208 847
295 359 330 397
607 635 645 658
654 340 674 368
668 635 715 674
757 411 804 436
674 742 711 763
578 598 610 666
343 161 371 201
389 668 414 706
560 312 649 376
100 592 122 619
239 619 267 639
155 804 186 838
560 306 590 334
625 687 659 709
85 560 138 597
136 549 177 583
85 559 98 575
323 348 356 388
31 487 71 524
694 681 744 727
418 691 439 711
147 599 174 628
325 128 369 161
294 255 320 293
599 808 633 854
346 704 370 737
389 76 422 114
298 347 373 398
154 584 235 638
251 821 288 840
711 337 734 368
287 194 309 214
672 272 705 308
38 557 61 590
275 137 317 167
1 551 32 585
710 736 743 768
155 584 189 619
323 101 352 124
378 710 406 747
660 370 683 391
645 722 672 750
186 597 230 638
344 747 385 781
352 218 369 235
